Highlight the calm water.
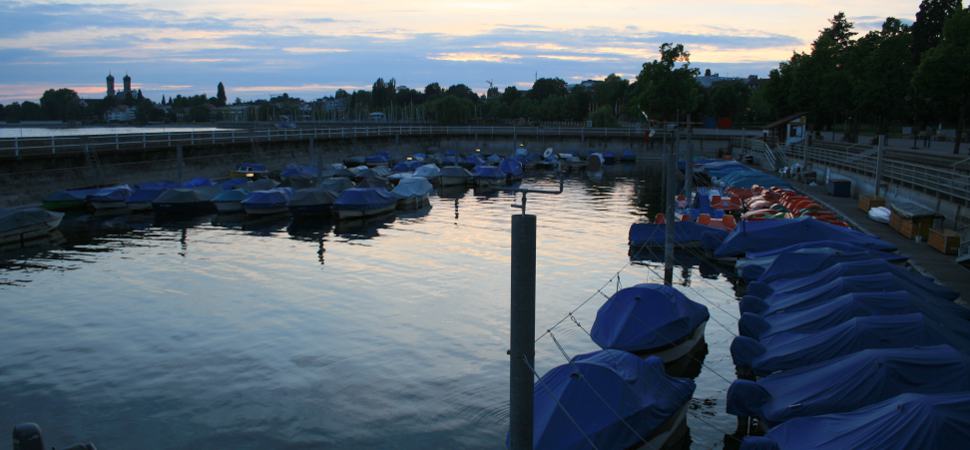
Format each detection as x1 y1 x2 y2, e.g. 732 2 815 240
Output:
0 166 740 449
0 127 227 138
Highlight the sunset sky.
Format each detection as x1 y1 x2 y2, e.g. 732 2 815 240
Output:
0 0 921 103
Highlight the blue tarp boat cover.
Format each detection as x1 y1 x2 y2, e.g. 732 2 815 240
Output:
181 177 213 188
591 284 709 352
500 158 523 177
212 189 248 203
745 244 907 282
746 259 957 301
473 165 506 179
439 155 460 165
45 187 100 202
241 188 292 206
621 149 636 161
281 164 320 179
88 185 133 202
440 166 472 179
486 154 502 164
740 392 970 450
740 272 959 317
219 178 248 190
393 160 423 172
738 291 921 339
727 345 970 424
525 350 694 450
365 152 390 165
463 155 486 166
391 177 433 199
629 222 728 249
413 164 441 179
731 313 951 375
334 188 395 209
318 178 355 193
714 218 896 257
128 184 176 203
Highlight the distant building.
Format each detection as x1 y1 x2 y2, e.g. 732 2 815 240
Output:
106 105 136 122
106 73 115 97
369 112 387 122
123 73 132 97
696 73 765 89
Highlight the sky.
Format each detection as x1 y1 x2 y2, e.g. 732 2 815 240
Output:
0 0 921 103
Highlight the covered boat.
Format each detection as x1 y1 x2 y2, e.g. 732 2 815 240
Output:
289 187 339 216
127 181 178 211
152 186 219 215
87 185 134 210
739 241 908 281
525 350 694 450
439 166 473 187
391 176 433 210
714 217 896 258
211 189 249 213
730 313 951 376
628 221 728 250
461 154 486 169
319 177 355 193
241 188 293 215
728 345 970 426
392 159 423 173
365 151 391 167
621 149 636 162
43 187 103 211
587 153 604 172
739 392 970 450
591 284 709 362
333 187 397 219
233 162 268 178
740 272 960 317
745 259 956 301
602 151 617 164
500 158 524 180
413 163 441 180
473 165 506 186
0 207 65 245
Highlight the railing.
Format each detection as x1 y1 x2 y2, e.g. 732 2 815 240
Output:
786 142 970 204
0 126 759 160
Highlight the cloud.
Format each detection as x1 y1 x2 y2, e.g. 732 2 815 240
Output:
282 47 350 54
428 52 523 63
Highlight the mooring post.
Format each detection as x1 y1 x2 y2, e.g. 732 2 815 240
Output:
310 138 321 172
874 135 885 197
176 144 184 184
509 213 536 450
664 129 678 286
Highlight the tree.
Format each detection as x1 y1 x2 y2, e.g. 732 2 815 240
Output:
39 88 83 121
593 74 629 116
849 17 914 133
913 8 970 153
216 82 227 106
911 0 964 63
501 86 521 105
424 82 443 98
529 78 567 101
590 106 618 127
446 84 478 102
426 95 474 125
631 43 700 122
710 80 750 119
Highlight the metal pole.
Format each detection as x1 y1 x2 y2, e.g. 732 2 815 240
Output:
683 114 694 198
176 144 184 184
874 135 885 197
664 129 677 286
509 213 536 450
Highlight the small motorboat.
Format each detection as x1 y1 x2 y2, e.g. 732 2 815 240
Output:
127 181 178 211
152 183 219 216
413 163 442 182
333 187 397 219
391 176 433 210
86 185 134 210
534 148 558 169
587 152 604 172
365 151 391 167
0 207 65 246
500 158 524 182
233 162 268 179
524 350 695 450
241 188 293 215
591 284 709 362
43 187 104 212
212 189 249 213
289 187 339 217
472 165 506 187
392 159 423 173
460 154 486 169
439 166 472 187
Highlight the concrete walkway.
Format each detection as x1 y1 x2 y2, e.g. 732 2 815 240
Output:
791 181 969 305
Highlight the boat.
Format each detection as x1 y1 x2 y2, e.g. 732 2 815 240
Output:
152 185 219 215
735 240 908 281
727 345 970 426
280 164 320 188
0 207 65 246
365 152 391 167
621 149 637 162
319 177 355 193
628 221 728 252
590 284 709 362
714 217 897 258
534 148 558 169
413 163 442 181
43 187 105 212
232 162 268 179
86 185 134 210
211 189 249 213
739 392 970 450
524 350 695 450
333 188 397 219
343 156 367 167
127 181 178 211
460 154 486 169
288 187 339 217
392 159 423 173
499 158 524 182
602 151 617 165
730 313 950 377
472 165 506 187
391 176 433 210
439 166 473 187
241 188 293 215
587 153 604 172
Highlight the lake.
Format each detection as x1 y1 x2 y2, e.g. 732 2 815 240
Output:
0 166 740 449
0 126 228 138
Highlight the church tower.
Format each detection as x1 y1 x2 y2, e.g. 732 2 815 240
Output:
106 72 115 97
123 73 132 96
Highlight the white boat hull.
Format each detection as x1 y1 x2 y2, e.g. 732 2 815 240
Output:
653 321 707 363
